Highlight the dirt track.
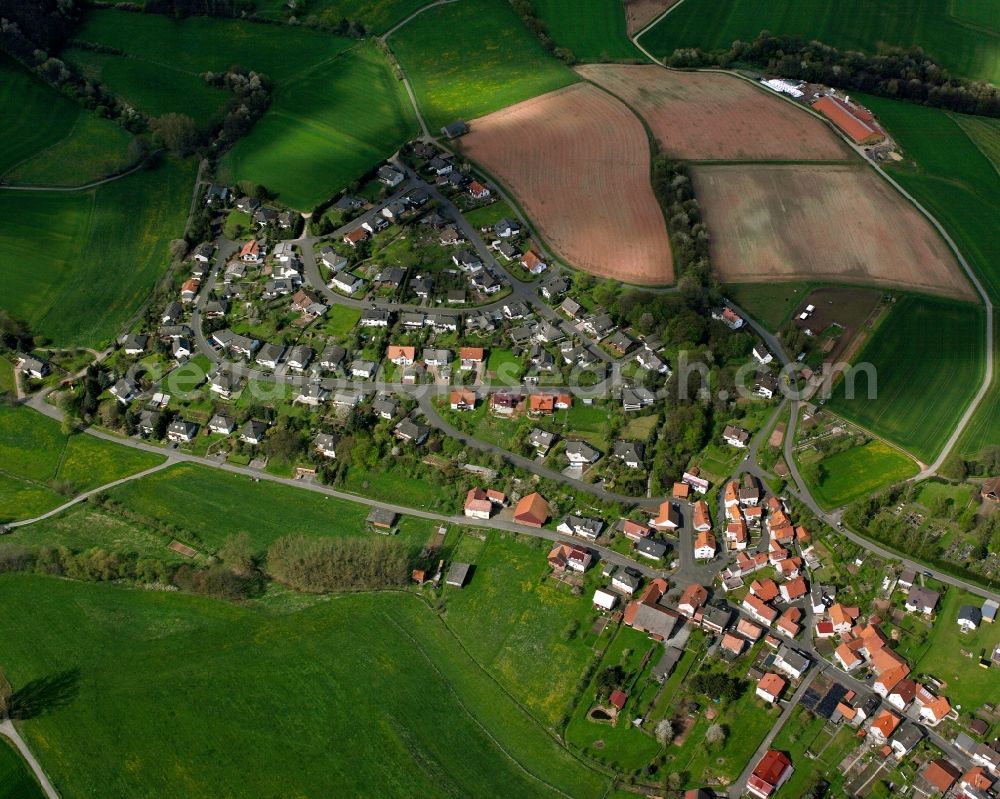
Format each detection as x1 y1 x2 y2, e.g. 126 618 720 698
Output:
692 163 975 300
460 83 674 285
577 65 850 161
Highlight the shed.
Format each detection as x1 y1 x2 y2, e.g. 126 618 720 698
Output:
446 562 471 588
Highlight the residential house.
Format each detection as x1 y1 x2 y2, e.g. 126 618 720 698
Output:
723 424 751 448
423 348 451 368
678 584 708 618
468 180 490 200
166 419 198 442
377 165 404 187
450 389 476 411
547 542 591 573
905 585 941 615
958 604 983 631
240 239 263 263
692 500 711 531
753 344 773 365
773 645 809 679
452 249 482 273
636 538 668 561
889 723 923 757
319 246 348 272
694 530 716 560
294 383 329 406
743 594 779 626
286 345 313 371
109 378 138 404
721 633 745 657
343 228 369 248
372 395 399 420
623 579 679 641
121 334 149 356
556 515 603 540
779 576 808 603
209 371 240 399
208 415 235 435
528 427 555 455
869 709 902 742
921 760 960 795
756 673 787 704
394 418 429 445
387 345 416 367
240 420 268 445
651 501 680 531
520 250 546 275
359 309 391 328
319 344 346 372
350 360 376 380
613 441 644 469
463 488 504 519
459 347 484 371
255 343 285 370
565 440 600 466
747 751 792 799
332 272 365 295
593 589 617 611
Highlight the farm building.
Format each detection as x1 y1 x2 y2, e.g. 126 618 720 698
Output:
812 95 885 145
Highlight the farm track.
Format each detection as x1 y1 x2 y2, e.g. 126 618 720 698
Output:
0 151 161 192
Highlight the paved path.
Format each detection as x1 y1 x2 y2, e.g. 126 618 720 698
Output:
5 459 176 529
0 720 60 799
0 151 162 192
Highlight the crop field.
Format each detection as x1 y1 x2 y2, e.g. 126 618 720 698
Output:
804 440 918 509
0 739 44 799
0 574 609 799
827 295 985 463
0 57 133 186
461 83 673 284
220 42 417 209
251 0 432 34
956 116 1000 169
578 65 849 161
390 0 577 131
637 0 1000 85
0 406 164 523
855 96 1000 461
104 463 434 553
533 0 640 60
623 0 680 35
691 163 974 300
443 532 599 726
0 158 195 347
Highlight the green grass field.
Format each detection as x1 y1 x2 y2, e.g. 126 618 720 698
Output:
956 116 1000 170
724 281 814 332
533 0 640 61
804 440 918 509
251 0 433 35
827 295 985 463
0 406 164 523
0 158 195 346
103 463 434 553
443 532 599 726
0 57 133 186
391 0 577 130
0 574 609 799
638 0 1000 85
0 739 45 799
220 42 417 209
856 97 1000 461
913 588 1000 709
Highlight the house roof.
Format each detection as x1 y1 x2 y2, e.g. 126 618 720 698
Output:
922 759 960 792
513 492 549 526
751 579 780 602
749 751 791 792
871 709 901 738
608 689 628 710
758 672 786 697
679 583 708 610
813 95 883 144
782 576 807 600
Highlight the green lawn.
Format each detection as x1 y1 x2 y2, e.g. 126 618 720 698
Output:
319 304 363 337
914 588 1000 709
0 739 45 799
66 47 231 122
0 56 134 186
724 281 814 332
250 0 433 35
0 406 164 523
0 574 609 799
0 158 195 347
70 10 415 209
443 532 600 726
854 98 1000 462
826 295 985 463
956 116 1000 171
390 0 577 130
771 708 859 797
533 0 641 61
638 0 1000 85
104 463 434 553
564 625 662 770
220 42 418 209
805 440 918 509
463 200 518 229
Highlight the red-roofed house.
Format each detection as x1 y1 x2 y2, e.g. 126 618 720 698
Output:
609 689 628 711
751 578 780 602
922 759 960 794
870 709 901 742
678 584 708 618
514 492 549 528
747 750 792 799
621 519 651 541
756 672 787 704
780 576 808 602
813 95 885 145
651 500 680 530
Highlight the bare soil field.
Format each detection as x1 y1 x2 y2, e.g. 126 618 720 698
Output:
692 163 975 299
460 83 673 284
793 286 884 365
577 65 850 161
623 0 679 35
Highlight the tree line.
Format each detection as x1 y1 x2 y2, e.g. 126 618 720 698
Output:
667 32 1000 118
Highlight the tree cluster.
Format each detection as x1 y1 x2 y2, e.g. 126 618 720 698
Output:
509 0 577 65
667 32 1000 118
690 672 746 702
266 535 411 593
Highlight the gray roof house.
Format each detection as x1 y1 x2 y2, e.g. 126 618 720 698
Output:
394 418 429 445
166 419 198 442
613 441 645 468
240 420 269 445
636 538 668 561
565 440 600 465
208 414 235 435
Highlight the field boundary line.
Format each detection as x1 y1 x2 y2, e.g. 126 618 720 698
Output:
0 149 163 192
630 0 691 59
381 610 599 799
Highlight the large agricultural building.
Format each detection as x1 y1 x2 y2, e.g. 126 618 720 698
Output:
812 95 886 145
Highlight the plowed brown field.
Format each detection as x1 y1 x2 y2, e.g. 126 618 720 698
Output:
692 163 974 299
577 65 850 161
459 83 673 284
623 0 680 35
